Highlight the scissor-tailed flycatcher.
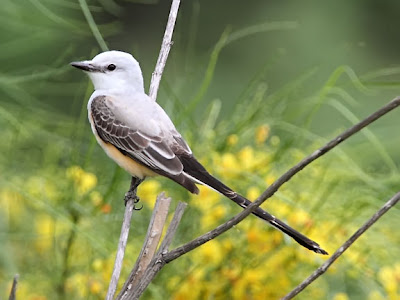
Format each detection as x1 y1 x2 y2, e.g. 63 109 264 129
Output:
71 51 327 255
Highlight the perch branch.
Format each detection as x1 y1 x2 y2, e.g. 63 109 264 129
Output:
157 202 188 254
149 0 181 101
8 274 19 300
121 193 171 292
281 191 400 300
106 198 136 300
125 202 188 299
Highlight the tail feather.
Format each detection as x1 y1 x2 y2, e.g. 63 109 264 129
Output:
179 155 328 255
234 193 328 255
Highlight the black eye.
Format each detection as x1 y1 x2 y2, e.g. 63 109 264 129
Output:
107 64 116 71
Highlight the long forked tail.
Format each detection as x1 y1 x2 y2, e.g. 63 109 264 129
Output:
180 156 328 255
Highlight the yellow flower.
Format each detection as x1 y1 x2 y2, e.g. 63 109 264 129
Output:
66 165 83 180
221 239 234 253
288 209 311 227
345 248 363 266
65 273 89 298
34 214 54 254
333 292 350 300
90 191 103 207
192 185 220 210
269 200 291 217
197 240 223 265
243 268 265 283
227 134 239 146
394 262 400 278
221 265 240 282
137 179 161 206
0 189 25 224
26 176 59 204
265 174 276 186
200 204 227 229
220 153 240 175
167 275 180 291
233 267 271 300
309 287 326 299
246 226 281 253
66 165 97 195
89 279 103 295
8 281 48 300
246 186 261 200
92 259 104 272
246 227 263 244
255 124 270 145
378 266 398 294
172 269 205 300
238 146 255 170
78 172 97 194
100 256 115 282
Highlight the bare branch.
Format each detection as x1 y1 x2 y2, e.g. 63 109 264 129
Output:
8 274 19 300
106 199 136 300
162 96 400 263
157 201 187 254
78 0 108 52
127 202 188 299
123 193 171 291
122 255 165 300
117 202 187 299
149 0 181 101
281 191 400 300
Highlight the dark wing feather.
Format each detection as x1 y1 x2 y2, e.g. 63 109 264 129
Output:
90 95 199 194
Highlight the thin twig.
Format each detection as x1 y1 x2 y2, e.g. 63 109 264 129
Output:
162 96 400 263
122 193 171 292
123 202 188 299
106 199 136 300
8 274 19 300
149 0 181 101
78 0 108 52
281 191 400 300
157 202 188 254
59 212 79 297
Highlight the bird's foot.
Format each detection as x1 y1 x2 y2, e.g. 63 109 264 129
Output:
124 190 143 210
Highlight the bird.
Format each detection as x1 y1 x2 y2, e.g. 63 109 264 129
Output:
70 50 328 255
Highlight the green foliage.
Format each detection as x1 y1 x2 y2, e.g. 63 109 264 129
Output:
1 1 400 300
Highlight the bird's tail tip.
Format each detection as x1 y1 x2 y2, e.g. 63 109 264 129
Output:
270 218 328 255
311 244 329 255
294 235 328 255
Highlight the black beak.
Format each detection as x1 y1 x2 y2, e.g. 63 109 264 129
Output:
70 61 98 72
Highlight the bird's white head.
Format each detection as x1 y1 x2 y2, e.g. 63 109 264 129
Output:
71 50 144 93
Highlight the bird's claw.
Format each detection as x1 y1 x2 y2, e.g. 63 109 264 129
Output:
133 202 143 210
124 191 143 210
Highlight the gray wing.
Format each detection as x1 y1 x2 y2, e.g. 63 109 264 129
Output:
91 95 199 193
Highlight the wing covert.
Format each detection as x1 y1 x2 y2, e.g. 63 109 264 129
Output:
90 95 184 176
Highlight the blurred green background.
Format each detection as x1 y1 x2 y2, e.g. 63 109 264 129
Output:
1 0 400 299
